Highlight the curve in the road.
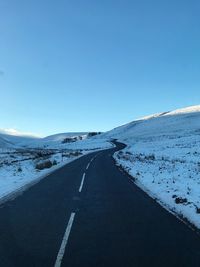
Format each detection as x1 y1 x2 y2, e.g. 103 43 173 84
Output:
0 142 199 267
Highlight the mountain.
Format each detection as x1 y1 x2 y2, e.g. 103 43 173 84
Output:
0 136 14 148
19 132 89 149
0 129 40 147
43 132 88 141
102 105 200 143
2 105 200 149
0 129 90 149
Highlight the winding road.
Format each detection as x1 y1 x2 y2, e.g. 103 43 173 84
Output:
0 142 200 266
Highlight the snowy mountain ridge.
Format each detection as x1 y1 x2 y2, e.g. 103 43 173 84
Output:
102 105 200 142
0 131 89 149
138 105 200 121
1 105 200 148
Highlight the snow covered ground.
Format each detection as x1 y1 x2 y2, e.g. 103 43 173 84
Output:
0 134 112 202
0 148 82 201
109 105 200 229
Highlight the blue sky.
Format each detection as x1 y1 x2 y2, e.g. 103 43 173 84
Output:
0 0 200 136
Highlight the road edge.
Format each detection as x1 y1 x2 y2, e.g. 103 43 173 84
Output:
0 141 115 206
112 141 200 237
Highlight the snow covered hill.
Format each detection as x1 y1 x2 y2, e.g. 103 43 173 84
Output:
0 129 90 148
0 129 39 147
107 105 200 229
20 132 90 149
0 128 110 151
0 131 89 148
43 132 88 141
103 105 200 142
0 136 14 148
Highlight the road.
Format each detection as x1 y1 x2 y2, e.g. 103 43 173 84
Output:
0 142 200 267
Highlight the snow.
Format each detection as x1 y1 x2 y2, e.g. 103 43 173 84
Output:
0 128 40 137
165 105 200 116
0 135 112 202
0 136 14 148
0 130 40 147
108 105 200 229
43 132 88 141
19 132 102 149
60 138 112 151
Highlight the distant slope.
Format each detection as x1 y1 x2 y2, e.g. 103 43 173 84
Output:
103 105 200 142
0 130 89 149
0 129 40 146
0 136 14 148
21 132 89 148
43 132 88 141
2 105 200 149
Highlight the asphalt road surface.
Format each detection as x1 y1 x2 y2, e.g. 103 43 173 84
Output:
0 142 200 267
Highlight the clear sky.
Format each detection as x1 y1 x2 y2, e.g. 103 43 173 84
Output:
0 0 200 136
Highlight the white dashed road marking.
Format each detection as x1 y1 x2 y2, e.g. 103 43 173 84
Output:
79 173 86 193
86 162 90 170
54 212 76 267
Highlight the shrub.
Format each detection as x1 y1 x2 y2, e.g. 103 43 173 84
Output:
69 151 82 157
17 167 22 172
52 160 57 165
144 154 155 161
196 207 200 214
87 132 101 138
36 151 43 157
62 137 77 143
35 160 53 170
175 197 188 204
